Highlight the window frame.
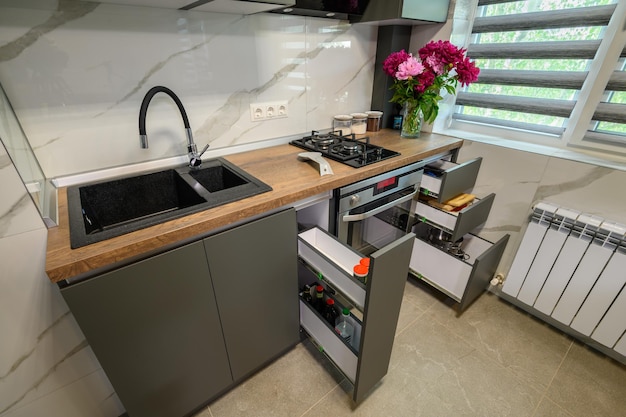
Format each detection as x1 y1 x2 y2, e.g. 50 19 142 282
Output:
438 0 626 165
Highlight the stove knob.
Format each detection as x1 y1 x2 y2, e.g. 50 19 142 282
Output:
350 195 360 206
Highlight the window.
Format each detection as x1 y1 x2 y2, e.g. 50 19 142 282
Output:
447 0 626 156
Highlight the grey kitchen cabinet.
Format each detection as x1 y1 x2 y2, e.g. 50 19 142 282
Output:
60 240 233 417
203 208 300 382
60 208 299 417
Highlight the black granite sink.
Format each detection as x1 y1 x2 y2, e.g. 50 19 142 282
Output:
67 157 272 248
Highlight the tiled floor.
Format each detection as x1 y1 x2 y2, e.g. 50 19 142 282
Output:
194 279 626 417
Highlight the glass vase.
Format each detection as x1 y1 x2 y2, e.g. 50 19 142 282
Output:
400 101 423 138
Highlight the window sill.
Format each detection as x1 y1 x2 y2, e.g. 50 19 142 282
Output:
441 126 626 173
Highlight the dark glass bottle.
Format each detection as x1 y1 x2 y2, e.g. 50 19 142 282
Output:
322 298 339 325
313 285 325 313
302 284 313 304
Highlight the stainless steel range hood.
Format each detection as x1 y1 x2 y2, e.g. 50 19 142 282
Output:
95 0 296 15
182 0 295 14
270 0 451 25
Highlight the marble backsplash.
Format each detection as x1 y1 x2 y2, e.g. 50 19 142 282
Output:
0 1 377 179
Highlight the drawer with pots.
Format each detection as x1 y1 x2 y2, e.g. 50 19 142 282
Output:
409 222 509 312
297 226 414 403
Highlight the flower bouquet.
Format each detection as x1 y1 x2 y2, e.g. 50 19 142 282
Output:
382 40 480 138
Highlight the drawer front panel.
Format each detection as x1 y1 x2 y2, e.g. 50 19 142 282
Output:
414 193 495 242
421 157 482 202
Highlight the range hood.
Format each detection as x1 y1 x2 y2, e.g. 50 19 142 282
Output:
95 0 296 15
270 0 451 25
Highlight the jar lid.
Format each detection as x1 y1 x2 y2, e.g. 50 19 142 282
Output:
359 257 370 267
350 112 368 119
353 264 368 276
316 285 324 291
366 110 383 118
334 114 353 121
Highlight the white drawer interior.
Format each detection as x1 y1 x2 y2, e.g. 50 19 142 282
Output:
298 228 366 310
409 234 492 301
299 300 359 382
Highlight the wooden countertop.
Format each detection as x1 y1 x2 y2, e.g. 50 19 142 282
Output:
46 130 463 283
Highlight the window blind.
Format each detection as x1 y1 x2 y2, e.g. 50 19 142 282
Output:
454 0 622 141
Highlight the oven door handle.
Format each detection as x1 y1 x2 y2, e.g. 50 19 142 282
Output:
342 189 417 222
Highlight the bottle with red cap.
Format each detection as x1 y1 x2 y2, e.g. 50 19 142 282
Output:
322 298 339 325
313 284 325 313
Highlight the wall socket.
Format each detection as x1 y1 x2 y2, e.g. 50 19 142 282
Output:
250 101 288 121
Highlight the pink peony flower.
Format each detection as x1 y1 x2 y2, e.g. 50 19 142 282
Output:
383 50 410 76
456 57 480 86
415 70 435 93
395 56 424 80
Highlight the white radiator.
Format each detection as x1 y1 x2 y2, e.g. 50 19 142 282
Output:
502 202 626 359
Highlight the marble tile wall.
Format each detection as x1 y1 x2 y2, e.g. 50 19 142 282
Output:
0 1 376 415
456 140 626 275
0 0 377 180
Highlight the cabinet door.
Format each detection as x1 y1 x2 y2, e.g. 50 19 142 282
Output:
203 208 300 382
61 241 233 417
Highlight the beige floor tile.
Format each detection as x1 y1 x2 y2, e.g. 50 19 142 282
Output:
546 342 626 417
426 291 572 392
532 397 575 417
303 317 542 417
203 340 344 417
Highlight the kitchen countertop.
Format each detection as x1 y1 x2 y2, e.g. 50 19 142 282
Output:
45 130 463 283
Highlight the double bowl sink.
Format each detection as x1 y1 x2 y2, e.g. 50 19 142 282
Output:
67 157 272 249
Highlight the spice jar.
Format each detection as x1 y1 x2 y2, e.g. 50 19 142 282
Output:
350 113 368 134
333 114 353 135
366 111 383 132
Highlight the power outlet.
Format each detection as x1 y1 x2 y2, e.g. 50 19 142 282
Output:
250 101 288 121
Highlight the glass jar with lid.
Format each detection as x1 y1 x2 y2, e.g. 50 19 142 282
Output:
350 113 368 134
333 114 353 135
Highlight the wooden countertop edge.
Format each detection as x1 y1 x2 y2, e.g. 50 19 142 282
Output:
45 131 463 283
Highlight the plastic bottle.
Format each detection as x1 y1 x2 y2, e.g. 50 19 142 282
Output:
353 264 368 284
335 308 354 344
322 298 339 325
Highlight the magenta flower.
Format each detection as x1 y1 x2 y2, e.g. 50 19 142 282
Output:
382 39 480 124
456 57 480 86
383 50 410 77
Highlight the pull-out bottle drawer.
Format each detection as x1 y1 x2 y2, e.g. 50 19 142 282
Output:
299 291 362 383
409 223 509 312
420 157 482 203
297 226 414 403
414 193 495 242
298 227 366 310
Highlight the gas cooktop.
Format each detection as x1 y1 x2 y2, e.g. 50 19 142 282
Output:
289 130 400 168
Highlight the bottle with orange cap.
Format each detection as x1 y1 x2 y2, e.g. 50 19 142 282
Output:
353 257 370 284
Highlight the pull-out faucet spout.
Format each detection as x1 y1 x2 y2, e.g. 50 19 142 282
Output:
138 86 209 168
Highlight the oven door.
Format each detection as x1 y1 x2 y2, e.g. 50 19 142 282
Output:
337 186 417 255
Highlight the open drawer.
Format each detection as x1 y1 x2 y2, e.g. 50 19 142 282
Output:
299 290 362 383
409 223 509 312
297 226 415 403
420 157 482 203
414 193 495 242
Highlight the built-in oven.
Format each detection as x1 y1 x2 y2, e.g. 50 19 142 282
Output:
330 161 425 255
